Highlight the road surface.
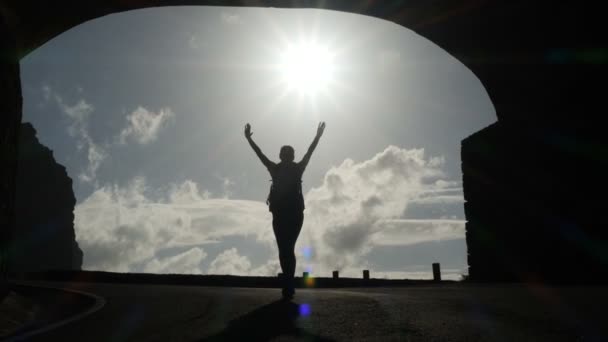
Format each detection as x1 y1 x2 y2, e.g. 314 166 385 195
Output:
19 282 608 341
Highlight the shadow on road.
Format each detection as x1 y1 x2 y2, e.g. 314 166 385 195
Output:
200 299 334 341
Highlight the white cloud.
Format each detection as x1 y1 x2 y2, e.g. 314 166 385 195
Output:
208 248 252 275
372 219 465 246
75 146 465 277
119 106 174 145
298 145 465 275
249 259 281 277
62 99 92 125
371 269 465 281
169 180 211 204
78 138 107 184
48 89 175 183
52 91 106 184
143 247 207 274
75 177 271 272
221 177 235 199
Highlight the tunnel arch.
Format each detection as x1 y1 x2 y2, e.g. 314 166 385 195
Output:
3 1 607 283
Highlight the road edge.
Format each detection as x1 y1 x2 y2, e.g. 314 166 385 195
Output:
3 282 106 341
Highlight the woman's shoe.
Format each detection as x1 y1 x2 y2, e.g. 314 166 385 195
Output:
281 287 294 300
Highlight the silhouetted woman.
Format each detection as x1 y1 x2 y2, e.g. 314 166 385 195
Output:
245 122 325 299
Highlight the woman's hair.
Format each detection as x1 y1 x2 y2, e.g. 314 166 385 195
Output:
279 145 295 162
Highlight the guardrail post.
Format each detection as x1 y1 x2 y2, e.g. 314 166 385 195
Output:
433 263 441 282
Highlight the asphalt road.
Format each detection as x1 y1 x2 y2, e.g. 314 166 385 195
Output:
22 282 608 341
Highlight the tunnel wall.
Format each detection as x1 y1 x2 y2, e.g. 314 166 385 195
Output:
462 122 608 282
0 14 22 297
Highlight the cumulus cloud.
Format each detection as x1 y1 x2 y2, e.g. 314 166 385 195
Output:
143 247 207 274
75 177 271 272
119 106 174 145
169 180 211 204
208 248 252 275
249 259 281 277
299 145 465 276
75 146 465 278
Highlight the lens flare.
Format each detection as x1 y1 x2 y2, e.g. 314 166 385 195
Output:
303 246 313 259
299 303 311 316
305 276 315 287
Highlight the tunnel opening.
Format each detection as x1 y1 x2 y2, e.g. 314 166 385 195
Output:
13 6 495 281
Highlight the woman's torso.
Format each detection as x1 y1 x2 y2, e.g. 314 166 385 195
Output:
268 162 305 212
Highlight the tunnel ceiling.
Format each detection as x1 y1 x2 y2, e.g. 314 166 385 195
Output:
2 1 603 61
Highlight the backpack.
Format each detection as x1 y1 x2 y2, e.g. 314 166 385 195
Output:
266 163 305 212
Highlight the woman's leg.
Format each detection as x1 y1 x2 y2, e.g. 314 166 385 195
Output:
285 211 304 279
272 213 288 280
283 211 304 296
272 210 304 298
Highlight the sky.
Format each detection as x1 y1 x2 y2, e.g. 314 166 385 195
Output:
19 6 495 280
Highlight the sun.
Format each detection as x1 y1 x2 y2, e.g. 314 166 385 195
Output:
278 42 335 95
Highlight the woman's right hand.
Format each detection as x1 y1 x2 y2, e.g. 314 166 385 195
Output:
244 123 253 139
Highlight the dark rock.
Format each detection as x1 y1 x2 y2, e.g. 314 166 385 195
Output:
0 13 22 298
10 123 82 273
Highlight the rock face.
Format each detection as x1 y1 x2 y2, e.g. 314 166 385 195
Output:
10 123 82 273
1 14 22 297
462 122 608 282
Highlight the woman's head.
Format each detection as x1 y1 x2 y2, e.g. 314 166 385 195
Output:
279 145 295 162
